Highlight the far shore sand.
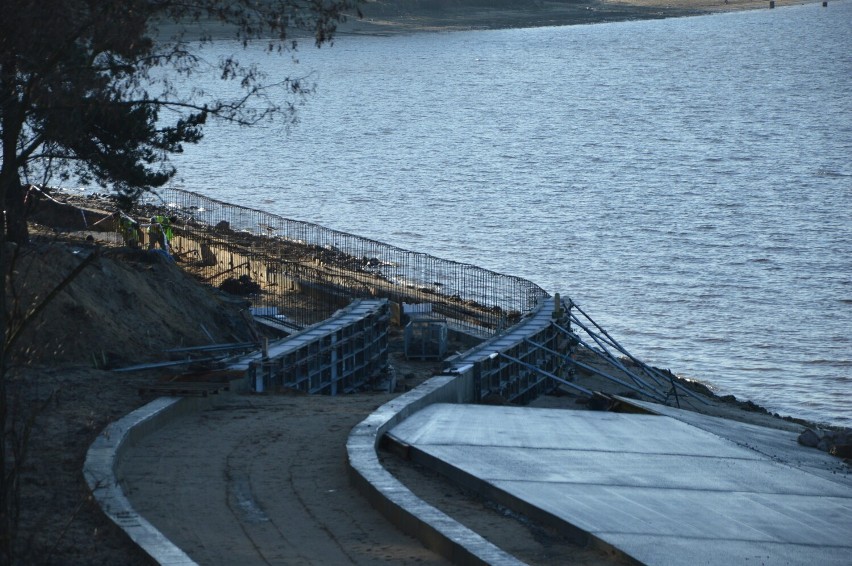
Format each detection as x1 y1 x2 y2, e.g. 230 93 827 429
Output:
156 0 827 41
336 0 825 35
605 0 813 9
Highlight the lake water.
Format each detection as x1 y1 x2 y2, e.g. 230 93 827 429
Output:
166 2 852 426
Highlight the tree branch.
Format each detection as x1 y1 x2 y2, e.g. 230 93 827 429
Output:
5 246 100 355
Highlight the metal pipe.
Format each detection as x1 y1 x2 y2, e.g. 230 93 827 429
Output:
566 312 665 387
552 321 658 391
496 352 594 396
522 339 668 403
567 300 707 405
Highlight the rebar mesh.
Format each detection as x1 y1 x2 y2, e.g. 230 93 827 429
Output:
135 188 550 333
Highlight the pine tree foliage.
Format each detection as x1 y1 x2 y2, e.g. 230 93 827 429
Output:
0 0 360 238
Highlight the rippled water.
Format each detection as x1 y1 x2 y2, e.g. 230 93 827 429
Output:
167 2 852 426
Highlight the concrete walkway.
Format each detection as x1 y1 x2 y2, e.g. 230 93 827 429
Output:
386 403 852 566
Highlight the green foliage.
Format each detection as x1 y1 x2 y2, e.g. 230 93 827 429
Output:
0 0 361 237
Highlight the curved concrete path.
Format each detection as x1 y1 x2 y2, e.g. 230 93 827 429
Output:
346 373 525 566
86 299 562 564
84 376 520 565
84 396 203 565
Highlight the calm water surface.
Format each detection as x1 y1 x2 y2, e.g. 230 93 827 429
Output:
167 2 852 426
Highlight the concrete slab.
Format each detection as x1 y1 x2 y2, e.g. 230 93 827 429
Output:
617 397 852 488
387 404 852 566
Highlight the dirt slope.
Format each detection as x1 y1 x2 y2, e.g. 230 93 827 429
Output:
5 235 260 564
6 237 256 368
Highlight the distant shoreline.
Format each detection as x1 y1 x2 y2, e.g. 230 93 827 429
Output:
337 0 825 35
154 0 826 42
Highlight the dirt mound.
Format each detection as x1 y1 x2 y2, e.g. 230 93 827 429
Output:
5 237 257 368
2 231 264 564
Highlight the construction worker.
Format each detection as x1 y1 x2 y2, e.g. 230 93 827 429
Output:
148 215 173 253
117 213 142 248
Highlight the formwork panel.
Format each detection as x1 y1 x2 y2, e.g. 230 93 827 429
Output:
247 300 390 395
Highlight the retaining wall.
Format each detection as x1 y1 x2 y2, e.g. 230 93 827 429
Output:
344 297 564 565
87 298 566 565
247 299 390 394
138 187 550 332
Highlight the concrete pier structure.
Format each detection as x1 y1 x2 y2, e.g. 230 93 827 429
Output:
386 402 852 565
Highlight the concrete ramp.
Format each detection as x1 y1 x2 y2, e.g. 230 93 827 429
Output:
387 404 852 566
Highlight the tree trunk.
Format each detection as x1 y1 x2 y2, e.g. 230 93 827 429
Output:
3 178 28 246
0 205 11 564
1 60 23 563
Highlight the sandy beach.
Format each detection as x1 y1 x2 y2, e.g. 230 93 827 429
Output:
337 0 821 35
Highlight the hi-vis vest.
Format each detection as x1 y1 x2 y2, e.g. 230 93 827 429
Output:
149 216 174 240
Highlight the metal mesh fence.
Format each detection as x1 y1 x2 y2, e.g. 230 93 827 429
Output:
135 188 550 333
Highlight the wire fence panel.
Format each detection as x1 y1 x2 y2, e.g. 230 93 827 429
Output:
136 188 550 333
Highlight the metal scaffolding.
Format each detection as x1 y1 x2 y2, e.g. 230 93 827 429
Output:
247 300 390 394
134 188 550 333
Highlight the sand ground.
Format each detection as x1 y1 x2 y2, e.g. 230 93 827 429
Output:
339 0 821 35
